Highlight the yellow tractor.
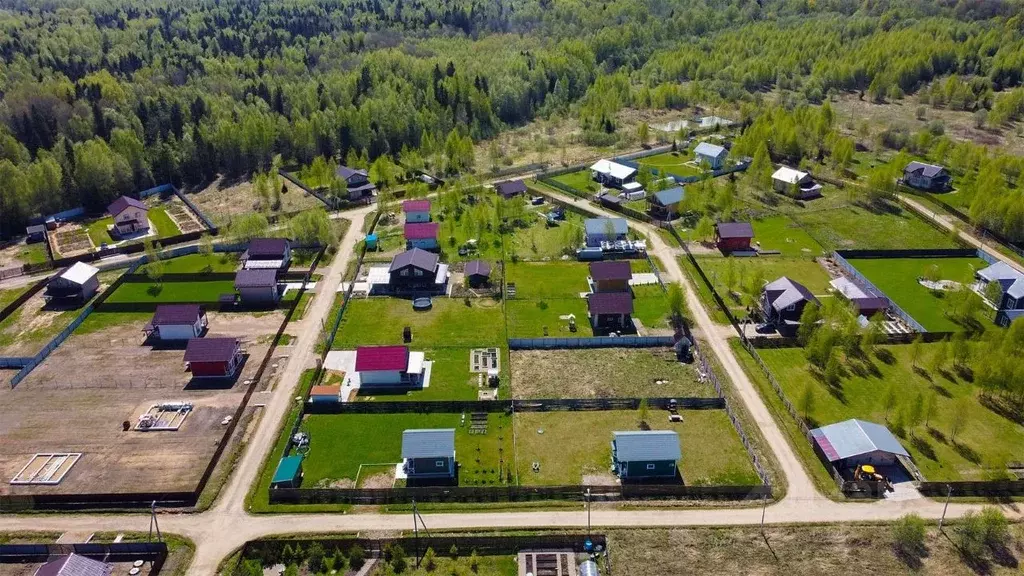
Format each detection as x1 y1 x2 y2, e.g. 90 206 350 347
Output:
853 465 893 491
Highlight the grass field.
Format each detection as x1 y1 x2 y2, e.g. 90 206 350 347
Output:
792 204 958 251
678 256 732 325
301 413 513 487
550 169 599 194
509 347 714 399
757 343 1024 481
505 262 589 299
514 410 759 486
695 256 831 319
149 206 182 237
750 215 824 257
637 151 703 179
847 257 987 331
505 299 592 338
333 297 506 348
434 194 505 263
85 217 115 248
105 280 237 303
0 286 30 310
632 284 672 331
140 253 240 274
352 347 510 402
507 209 585 261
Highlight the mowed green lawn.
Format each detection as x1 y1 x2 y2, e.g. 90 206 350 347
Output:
105 280 237 303
696 256 831 318
758 343 1024 481
792 203 958 251
506 299 592 338
140 253 240 274
514 410 759 486
333 297 506 348
637 151 703 178
847 257 986 331
632 284 672 331
505 262 590 299
301 413 513 487
550 169 598 194
353 347 510 402
751 215 824 257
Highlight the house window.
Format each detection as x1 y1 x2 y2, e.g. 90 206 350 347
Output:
1008 297 1017 309
414 269 424 277
787 304 795 311
435 460 445 467
646 463 656 470
401 270 409 276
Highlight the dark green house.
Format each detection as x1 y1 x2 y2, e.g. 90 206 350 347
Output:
611 431 681 480
271 455 304 489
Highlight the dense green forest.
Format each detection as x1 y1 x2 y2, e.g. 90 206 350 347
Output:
2 0 1024 238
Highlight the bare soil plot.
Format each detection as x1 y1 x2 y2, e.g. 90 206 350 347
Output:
49 224 93 258
0 310 283 496
162 196 205 233
510 348 714 399
0 283 109 357
186 175 323 225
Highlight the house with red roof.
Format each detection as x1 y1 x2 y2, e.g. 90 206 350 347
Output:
184 337 243 379
589 261 632 293
588 292 634 333
107 196 149 236
403 199 432 223
405 222 440 250
355 345 426 386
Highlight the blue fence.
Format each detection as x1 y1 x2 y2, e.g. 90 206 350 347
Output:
138 183 174 198
29 206 85 225
832 251 927 332
0 357 33 369
508 336 674 349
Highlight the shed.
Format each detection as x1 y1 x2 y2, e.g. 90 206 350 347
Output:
402 199 432 223
34 554 111 576
309 385 341 402
693 142 728 169
772 166 822 198
25 224 46 243
144 304 207 341
242 238 291 270
810 419 910 469
715 222 754 253
829 277 889 318
611 430 681 479
234 269 280 303
404 222 440 250
464 260 492 287
44 262 100 305
271 455 304 489
495 179 527 198
402 429 456 479
584 218 629 247
590 261 632 293
589 160 637 188
648 187 685 220
184 337 242 378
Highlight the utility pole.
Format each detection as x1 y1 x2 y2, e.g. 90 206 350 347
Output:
586 488 592 539
760 492 768 537
413 499 419 568
148 501 162 543
938 484 952 532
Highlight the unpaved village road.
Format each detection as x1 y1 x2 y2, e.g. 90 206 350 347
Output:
1 193 1021 576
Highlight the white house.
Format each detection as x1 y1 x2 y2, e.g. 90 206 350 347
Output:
144 304 208 341
771 166 823 199
355 345 426 386
589 159 637 188
693 142 728 170
107 196 150 237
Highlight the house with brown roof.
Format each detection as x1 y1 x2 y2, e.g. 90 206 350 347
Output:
588 291 634 333
107 196 149 236
144 304 207 341
715 222 754 253
590 261 632 293
184 337 243 379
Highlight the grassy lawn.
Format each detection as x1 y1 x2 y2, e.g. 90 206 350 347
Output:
632 284 671 331
508 210 585 261
678 256 732 325
514 410 759 486
695 256 831 319
74 311 152 334
105 280 237 303
353 347 511 402
140 253 240 274
150 206 182 237
792 203 958 251
333 297 506 348
434 194 504 263
506 299 592 338
16 242 49 265
505 262 589 299
637 151 703 179
373 555 517 576
509 347 714 399
550 169 598 194
301 413 513 487
757 343 1024 481
750 215 824 257
846 257 987 331
85 217 115 248
0 286 30 310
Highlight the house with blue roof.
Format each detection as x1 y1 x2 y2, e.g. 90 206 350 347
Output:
693 141 728 170
611 430 681 480
647 186 685 220
809 419 909 470
402 429 456 480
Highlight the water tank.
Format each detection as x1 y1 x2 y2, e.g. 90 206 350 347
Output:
366 233 378 250
579 560 600 576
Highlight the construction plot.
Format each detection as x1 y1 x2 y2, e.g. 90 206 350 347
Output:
135 402 193 431
10 453 81 485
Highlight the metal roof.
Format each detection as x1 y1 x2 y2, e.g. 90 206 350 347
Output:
716 221 754 239
1008 277 1024 299
810 419 909 462
588 292 634 315
590 261 631 281
652 187 685 206
355 345 409 372
613 431 681 462
495 179 527 197
589 160 636 181
763 276 816 311
272 455 303 484
58 262 99 285
150 304 203 326
246 238 289 258
389 248 438 273
336 165 368 179
401 429 455 459
234 269 278 288
977 261 1022 284
584 218 628 237
183 337 239 363
402 199 431 213
464 260 491 277
107 195 147 217
694 141 727 158
904 161 946 178
404 222 439 240
35 554 112 576
772 166 809 184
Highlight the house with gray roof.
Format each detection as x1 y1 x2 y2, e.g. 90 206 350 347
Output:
34 553 112 576
809 419 910 469
611 430 681 480
761 276 817 335
975 261 1024 326
402 429 456 480
584 218 628 247
388 248 448 292
902 161 951 192
44 262 100 306
647 186 685 220
693 142 728 169
234 268 280 303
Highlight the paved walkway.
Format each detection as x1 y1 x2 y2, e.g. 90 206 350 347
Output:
2 192 1023 576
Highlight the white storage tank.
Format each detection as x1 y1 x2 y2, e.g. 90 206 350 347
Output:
579 560 600 576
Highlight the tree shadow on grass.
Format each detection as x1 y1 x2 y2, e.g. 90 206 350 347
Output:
146 284 164 297
910 435 938 461
954 364 974 382
893 543 929 571
953 441 982 465
979 395 1024 426
928 427 949 445
990 544 1019 571
875 348 895 365
930 383 953 398
912 365 933 382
